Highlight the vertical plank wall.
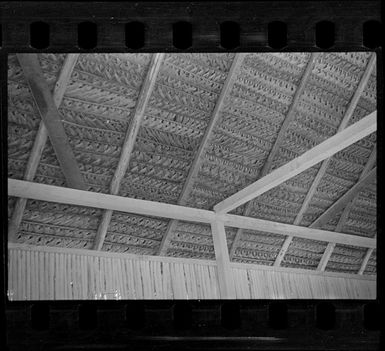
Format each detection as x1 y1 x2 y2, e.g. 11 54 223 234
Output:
8 244 375 300
8 244 219 300
231 264 376 299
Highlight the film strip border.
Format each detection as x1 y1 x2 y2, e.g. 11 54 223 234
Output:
7 301 380 343
0 1 382 50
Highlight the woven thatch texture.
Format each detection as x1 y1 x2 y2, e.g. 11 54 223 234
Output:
119 53 235 203
232 229 286 265
336 179 377 237
250 53 374 227
13 199 100 249
325 244 369 274
9 54 154 251
185 53 308 212
299 134 376 228
102 212 168 255
103 54 235 253
164 221 237 260
280 237 329 270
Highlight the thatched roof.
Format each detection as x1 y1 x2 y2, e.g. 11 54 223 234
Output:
8 52 376 275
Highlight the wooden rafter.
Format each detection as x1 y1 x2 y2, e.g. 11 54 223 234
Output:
8 54 79 243
213 111 377 214
358 243 375 275
274 53 377 267
335 146 376 232
16 54 86 189
315 145 377 271
158 53 247 256
8 178 376 249
311 167 376 229
92 53 164 251
229 53 318 259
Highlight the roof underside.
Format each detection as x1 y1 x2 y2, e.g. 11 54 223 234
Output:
7 52 377 276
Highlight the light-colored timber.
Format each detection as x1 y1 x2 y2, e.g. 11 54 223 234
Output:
8 243 376 300
8 54 79 243
316 145 377 271
310 167 376 229
8 178 376 249
335 146 376 232
214 111 377 214
210 220 235 298
93 53 165 251
16 54 85 190
358 245 375 275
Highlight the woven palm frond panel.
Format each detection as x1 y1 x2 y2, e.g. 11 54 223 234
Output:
12 199 100 249
232 229 287 265
325 244 369 274
102 212 169 255
121 53 235 203
251 53 375 227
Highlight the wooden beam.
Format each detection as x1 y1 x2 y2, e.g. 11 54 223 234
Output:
158 54 247 256
229 53 318 260
358 246 375 275
8 178 217 224
310 167 376 229
316 243 336 271
8 178 376 250
335 146 376 232
273 235 293 267
8 54 79 243
92 53 164 251
214 111 377 214
210 220 235 299
293 53 376 226
315 145 376 272
16 54 86 190
222 213 375 249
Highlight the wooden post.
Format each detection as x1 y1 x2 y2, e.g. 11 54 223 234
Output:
210 220 235 299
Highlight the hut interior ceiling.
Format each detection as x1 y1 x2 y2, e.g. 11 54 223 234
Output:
8 52 377 277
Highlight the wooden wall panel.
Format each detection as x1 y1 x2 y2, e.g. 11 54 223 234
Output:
232 265 376 299
7 244 375 300
7 244 219 300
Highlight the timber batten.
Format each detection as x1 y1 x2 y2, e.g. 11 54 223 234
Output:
7 53 377 300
